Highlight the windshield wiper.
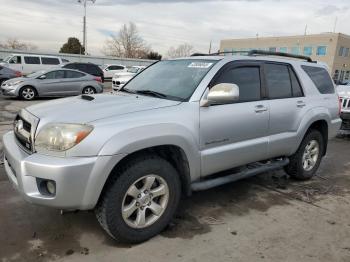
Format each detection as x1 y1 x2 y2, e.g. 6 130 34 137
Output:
120 88 136 94
135 90 167 99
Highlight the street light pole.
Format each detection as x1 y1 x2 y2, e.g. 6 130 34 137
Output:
78 0 95 55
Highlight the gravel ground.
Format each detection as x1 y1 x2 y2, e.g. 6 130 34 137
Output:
0 92 350 262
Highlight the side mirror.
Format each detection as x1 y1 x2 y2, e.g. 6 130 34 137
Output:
38 75 47 80
105 68 109 71
201 83 239 107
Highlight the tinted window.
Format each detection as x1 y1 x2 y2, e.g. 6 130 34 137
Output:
9 56 21 64
215 66 261 102
87 64 99 74
63 64 76 69
108 65 124 70
24 56 40 64
265 63 292 99
65 70 85 78
76 64 88 72
289 68 303 97
45 70 65 79
302 66 335 94
41 57 60 65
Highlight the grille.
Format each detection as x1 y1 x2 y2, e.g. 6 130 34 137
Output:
14 114 33 152
340 97 350 109
341 119 350 130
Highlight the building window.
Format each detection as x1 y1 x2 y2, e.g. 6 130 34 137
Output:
345 48 350 57
339 46 345 56
279 47 287 53
223 48 233 55
269 47 277 52
316 46 327 56
333 70 339 81
345 71 350 81
303 46 313 56
290 47 300 55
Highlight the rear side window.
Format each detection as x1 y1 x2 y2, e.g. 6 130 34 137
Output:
24 56 40 64
87 64 100 74
76 64 88 72
63 63 76 69
301 66 334 94
45 70 65 79
108 65 124 70
65 70 85 78
41 57 60 65
265 63 292 99
215 66 261 102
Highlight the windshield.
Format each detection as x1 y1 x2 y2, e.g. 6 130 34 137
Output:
2 56 12 63
127 67 140 73
26 70 47 78
123 60 217 101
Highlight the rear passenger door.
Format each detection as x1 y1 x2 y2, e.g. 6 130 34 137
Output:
63 70 86 95
199 61 270 176
38 70 66 96
263 62 308 158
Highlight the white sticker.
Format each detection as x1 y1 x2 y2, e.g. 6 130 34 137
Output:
188 62 213 69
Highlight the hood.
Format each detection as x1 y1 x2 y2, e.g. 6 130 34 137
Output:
5 77 27 83
114 72 135 77
337 85 350 97
25 93 181 124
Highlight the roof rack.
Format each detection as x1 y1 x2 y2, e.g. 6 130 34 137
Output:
248 50 314 63
190 49 314 63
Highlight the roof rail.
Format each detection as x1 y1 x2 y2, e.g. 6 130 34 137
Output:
248 50 313 62
191 50 314 63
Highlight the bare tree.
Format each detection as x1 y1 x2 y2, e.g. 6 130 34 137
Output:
102 22 150 58
166 43 194 58
0 38 37 51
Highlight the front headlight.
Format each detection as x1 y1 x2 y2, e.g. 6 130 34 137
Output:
35 123 93 153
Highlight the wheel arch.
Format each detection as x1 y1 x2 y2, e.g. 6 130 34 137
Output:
94 144 192 210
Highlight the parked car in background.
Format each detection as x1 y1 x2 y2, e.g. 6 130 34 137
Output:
63 62 105 83
0 54 67 75
0 65 22 85
337 84 350 132
112 65 146 90
102 64 126 80
0 68 103 100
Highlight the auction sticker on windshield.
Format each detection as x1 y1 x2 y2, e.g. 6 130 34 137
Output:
188 62 213 69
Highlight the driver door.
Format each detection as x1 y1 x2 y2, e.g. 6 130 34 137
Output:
38 70 66 96
199 61 270 177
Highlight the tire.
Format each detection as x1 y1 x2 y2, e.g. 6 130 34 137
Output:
82 86 96 95
284 129 324 180
19 86 37 100
95 154 181 243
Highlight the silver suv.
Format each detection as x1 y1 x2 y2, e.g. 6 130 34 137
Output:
2 51 341 243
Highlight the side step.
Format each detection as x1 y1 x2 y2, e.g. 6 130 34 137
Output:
191 158 289 192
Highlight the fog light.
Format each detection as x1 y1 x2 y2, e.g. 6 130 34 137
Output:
46 181 56 195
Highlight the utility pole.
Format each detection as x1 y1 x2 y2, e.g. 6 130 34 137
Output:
78 0 95 55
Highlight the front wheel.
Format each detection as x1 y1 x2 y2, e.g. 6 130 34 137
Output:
284 129 324 180
82 86 96 95
20 86 36 100
95 154 181 243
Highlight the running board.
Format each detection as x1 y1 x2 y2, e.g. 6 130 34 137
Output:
191 158 289 192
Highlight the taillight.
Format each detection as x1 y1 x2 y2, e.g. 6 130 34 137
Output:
15 71 22 77
94 76 102 83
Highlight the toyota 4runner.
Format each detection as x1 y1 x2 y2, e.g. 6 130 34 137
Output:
2 50 341 243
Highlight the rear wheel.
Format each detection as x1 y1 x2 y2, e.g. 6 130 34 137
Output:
284 129 324 180
95 154 181 243
82 86 96 95
19 86 36 100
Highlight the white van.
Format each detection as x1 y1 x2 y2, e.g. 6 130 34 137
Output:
0 54 69 75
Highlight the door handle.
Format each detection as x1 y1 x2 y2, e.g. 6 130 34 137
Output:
254 105 268 113
297 101 306 108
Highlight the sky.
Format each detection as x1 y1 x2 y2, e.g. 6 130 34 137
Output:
0 0 349 56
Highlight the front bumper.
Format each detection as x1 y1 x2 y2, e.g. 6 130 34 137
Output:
3 131 125 210
340 112 350 131
0 87 16 96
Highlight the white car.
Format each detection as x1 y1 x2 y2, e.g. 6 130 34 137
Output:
112 66 146 90
0 54 67 75
101 64 126 80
